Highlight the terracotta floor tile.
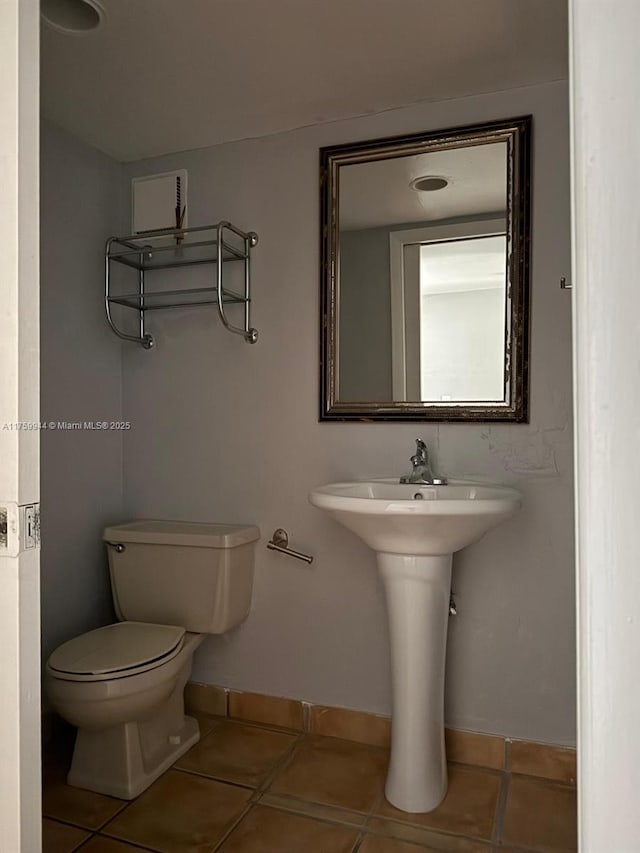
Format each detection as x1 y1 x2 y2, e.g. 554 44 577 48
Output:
175 720 297 787
42 818 91 853
375 765 501 841
259 792 368 827
367 818 491 852
42 728 578 853
43 776 126 830
359 835 443 852
217 804 360 852
81 838 154 852
269 735 388 813
103 769 251 853
502 775 577 852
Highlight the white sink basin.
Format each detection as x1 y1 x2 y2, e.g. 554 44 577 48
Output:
309 479 521 555
309 477 521 814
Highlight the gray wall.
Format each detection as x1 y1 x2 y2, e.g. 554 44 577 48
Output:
40 122 124 663
119 79 574 746
339 227 393 401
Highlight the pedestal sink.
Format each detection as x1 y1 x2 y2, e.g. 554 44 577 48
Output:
309 479 521 813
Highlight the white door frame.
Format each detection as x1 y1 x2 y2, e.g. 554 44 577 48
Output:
570 0 640 849
389 219 505 400
0 0 638 849
0 0 41 849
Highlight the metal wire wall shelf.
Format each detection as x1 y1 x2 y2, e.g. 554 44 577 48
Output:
105 221 259 348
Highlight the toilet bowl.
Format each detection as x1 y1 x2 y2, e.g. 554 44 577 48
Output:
46 624 204 798
45 520 259 799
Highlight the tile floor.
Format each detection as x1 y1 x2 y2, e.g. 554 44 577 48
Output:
43 713 577 853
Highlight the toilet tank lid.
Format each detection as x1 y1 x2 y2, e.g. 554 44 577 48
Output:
103 519 260 548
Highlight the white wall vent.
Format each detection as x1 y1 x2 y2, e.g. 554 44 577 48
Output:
132 170 188 234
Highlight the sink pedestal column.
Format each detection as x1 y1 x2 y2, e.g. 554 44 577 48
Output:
378 553 452 813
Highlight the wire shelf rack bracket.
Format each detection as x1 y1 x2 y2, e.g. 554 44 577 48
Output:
105 221 259 348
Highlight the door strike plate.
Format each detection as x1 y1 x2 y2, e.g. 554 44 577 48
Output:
0 502 40 556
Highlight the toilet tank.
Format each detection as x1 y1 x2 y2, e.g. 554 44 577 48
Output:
102 520 260 634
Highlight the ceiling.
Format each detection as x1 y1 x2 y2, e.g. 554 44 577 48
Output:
340 142 507 230
41 0 568 163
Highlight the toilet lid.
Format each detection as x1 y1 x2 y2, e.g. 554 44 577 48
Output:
47 621 185 680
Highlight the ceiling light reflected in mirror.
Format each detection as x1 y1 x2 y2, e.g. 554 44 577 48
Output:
411 176 450 192
41 0 104 35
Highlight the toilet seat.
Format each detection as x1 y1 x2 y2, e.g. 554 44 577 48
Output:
47 621 186 682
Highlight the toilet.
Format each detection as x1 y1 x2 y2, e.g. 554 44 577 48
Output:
45 519 259 799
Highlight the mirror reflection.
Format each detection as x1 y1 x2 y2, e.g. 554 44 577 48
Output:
416 233 506 402
320 118 531 422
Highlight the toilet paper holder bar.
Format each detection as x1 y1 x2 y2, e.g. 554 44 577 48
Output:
267 528 313 564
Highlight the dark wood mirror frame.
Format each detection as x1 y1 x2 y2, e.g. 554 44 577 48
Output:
319 116 532 423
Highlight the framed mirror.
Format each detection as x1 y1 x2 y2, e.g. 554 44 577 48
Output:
319 116 531 422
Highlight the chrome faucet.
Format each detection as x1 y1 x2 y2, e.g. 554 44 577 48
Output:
400 439 447 485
